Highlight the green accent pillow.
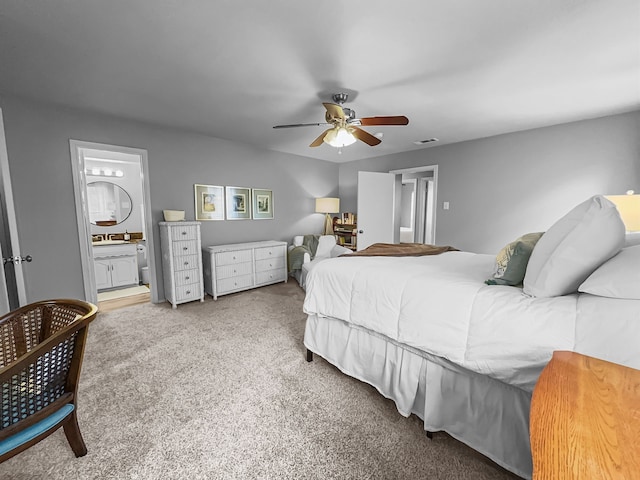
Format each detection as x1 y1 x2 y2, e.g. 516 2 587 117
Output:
485 232 544 286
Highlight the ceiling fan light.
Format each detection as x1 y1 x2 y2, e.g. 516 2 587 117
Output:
324 127 356 148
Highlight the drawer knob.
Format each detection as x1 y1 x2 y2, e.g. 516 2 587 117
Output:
233 269 237 273
269 263 272 267
269 251 272 255
183 246 188 251
181 231 187 235
186 290 191 294
184 261 189 266
233 256 236 260
185 276 190 280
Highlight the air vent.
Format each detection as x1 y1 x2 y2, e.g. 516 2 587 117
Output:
413 138 439 145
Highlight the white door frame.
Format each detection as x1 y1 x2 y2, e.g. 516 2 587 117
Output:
0 108 27 311
389 165 438 244
69 140 158 305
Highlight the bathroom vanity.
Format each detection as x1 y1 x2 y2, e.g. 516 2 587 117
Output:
92 242 139 291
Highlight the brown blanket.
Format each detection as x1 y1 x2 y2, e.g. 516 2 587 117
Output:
340 243 459 257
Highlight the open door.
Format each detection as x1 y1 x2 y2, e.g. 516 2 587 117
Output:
356 171 396 250
0 108 27 314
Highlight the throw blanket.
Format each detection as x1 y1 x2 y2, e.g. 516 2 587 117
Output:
288 234 320 272
340 242 458 257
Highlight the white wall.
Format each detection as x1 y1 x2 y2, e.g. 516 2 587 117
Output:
339 111 640 253
0 95 339 302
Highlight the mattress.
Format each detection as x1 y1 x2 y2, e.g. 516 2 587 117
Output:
303 251 640 391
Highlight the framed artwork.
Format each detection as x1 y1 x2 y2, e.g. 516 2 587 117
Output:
225 186 251 220
194 184 225 221
252 188 273 220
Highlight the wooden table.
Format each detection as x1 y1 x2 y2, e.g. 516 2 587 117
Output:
530 351 640 479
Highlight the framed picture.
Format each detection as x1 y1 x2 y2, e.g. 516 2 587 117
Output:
225 186 251 220
252 188 273 220
194 184 225 221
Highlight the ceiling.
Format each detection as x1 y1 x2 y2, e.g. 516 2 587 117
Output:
0 0 638 163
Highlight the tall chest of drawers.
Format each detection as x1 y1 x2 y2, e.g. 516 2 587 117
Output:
159 221 205 308
203 240 287 300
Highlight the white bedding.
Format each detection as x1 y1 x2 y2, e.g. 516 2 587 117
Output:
303 251 640 391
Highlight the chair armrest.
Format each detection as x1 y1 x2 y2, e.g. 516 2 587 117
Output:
331 245 353 257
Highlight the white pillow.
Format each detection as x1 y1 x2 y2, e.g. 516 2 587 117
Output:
523 195 625 297
579 245 640 299
315 235 337 258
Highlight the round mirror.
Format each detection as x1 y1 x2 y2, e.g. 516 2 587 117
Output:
87 181 133 226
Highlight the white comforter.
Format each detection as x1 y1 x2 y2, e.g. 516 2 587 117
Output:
303 251 640 390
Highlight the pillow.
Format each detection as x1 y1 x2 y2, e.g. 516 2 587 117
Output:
485 232 544 286
578 245 640 299
315 235 337 259
523 195 625 297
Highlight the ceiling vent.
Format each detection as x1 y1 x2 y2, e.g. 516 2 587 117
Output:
413 138 439 145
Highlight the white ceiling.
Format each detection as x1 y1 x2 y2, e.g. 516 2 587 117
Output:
0 0 638 163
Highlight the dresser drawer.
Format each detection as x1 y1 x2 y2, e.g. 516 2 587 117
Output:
174 268 200 287
175 284 201 301
174 254 199 271
216 262 253 280
170 224 198 240
172 240 198 256
215 249 252 266
254 246 285 260
217 274 253 294
255 256 285 273
255 269 286 286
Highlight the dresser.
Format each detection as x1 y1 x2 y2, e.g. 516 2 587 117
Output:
530 351 640 479
203 240 287 300
159 221 204 308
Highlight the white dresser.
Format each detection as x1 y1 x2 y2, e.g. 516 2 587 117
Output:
203 240 287 300
159 221 204 308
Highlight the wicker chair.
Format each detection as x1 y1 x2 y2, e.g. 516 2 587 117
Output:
0 299 98 463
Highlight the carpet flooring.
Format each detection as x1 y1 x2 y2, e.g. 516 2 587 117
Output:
0 282 518 479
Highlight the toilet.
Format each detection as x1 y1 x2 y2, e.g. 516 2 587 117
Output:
141 266 150 285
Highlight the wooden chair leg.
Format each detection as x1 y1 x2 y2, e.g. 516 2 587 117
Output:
62 410 87 457
306 349 313 362
426 431 434 439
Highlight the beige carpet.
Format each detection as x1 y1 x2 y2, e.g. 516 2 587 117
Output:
0 282 518 479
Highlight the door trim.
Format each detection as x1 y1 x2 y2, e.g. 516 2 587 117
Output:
0 108 26 307
69 140 158 305
389 165 438 244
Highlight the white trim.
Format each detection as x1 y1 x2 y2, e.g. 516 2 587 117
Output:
69 140 158 304
0 108 26 306
389 165 438 244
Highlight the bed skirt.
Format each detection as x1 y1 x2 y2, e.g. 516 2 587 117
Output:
304 313 533 479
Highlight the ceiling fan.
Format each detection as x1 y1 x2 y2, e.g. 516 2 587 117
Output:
273 93 409 148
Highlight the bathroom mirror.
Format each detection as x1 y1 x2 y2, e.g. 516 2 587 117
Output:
87 181 133 226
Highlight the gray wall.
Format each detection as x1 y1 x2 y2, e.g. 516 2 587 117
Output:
0 96 338 302
339 111 640 253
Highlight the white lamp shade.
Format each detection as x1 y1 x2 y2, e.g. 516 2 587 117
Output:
606 194 640 232
315 197 340 214
323 127 356 148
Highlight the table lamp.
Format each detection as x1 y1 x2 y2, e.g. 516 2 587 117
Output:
315 197 340 235
606 192 640 232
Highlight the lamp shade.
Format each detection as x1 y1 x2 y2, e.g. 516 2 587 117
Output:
606 194 640 232
315 197 340 214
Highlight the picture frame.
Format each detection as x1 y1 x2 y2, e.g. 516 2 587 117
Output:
225 186 251 220
194 184 225 221
252 188 273 220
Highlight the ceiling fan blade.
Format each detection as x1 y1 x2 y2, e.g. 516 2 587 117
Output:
350 126 382 146
323 103 345 122
309 128 333 147
273 122 330 129
358 116 409 126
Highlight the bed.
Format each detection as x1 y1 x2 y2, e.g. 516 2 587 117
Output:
301 196 640 479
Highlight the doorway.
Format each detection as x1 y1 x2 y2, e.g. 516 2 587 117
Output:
390 165 438 245
69 140 158 307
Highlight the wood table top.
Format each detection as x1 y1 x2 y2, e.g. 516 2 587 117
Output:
530 351 640 479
